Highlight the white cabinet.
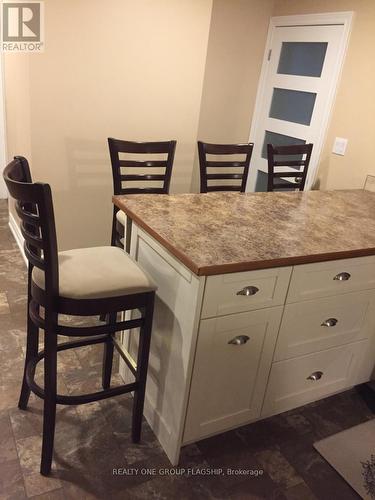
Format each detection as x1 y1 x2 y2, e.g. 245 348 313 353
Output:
262 257 375 419
274 290 375 361
128 225 375 466
262 340 373 417
183 307 283 443
186 257 375 445
202 267 291 318
287 255 375 303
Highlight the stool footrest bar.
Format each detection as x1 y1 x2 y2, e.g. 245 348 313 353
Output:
24 336 139 405
29 300 144 337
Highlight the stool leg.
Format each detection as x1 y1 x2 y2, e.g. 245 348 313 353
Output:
19 267 39 410
132 295 154 443
125 216 132 253
40 315 57 476
102 312 116 390
111 207 117 247
100 208 118 323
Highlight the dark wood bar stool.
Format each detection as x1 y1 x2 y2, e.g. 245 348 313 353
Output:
108 138 176 250
267 143 313 192
3 156 157 476
198 141 254 193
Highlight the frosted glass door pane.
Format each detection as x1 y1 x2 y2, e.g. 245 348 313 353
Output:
262 131 305 166
277 42 328 77
269 88 316 125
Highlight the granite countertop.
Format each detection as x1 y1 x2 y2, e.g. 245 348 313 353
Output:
113 190 375 276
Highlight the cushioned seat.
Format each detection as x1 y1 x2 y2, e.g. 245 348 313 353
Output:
32 246 156 299
116 209 126 226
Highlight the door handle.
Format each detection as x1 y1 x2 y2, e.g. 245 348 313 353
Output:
228 335 250 345
333 272 351 281
236 286 259 296
321 318 338 327
307 371 323 381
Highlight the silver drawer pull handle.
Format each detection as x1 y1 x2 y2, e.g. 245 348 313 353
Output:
321 318 338 327
236 286 259 296
333 272 351 281
228 335 250 345
307 371 323 381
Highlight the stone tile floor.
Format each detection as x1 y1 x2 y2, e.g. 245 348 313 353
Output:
0 198 374 499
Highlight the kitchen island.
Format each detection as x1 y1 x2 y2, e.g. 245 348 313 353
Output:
113 190 375 465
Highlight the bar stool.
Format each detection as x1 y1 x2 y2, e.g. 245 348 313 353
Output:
198 141 254 193
267 143 313 192
108 138 176 251
3 156 157 476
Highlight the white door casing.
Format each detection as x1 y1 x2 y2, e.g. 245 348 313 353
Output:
246 12 353 192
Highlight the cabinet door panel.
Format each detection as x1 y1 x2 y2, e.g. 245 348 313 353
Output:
275 290 375 361
202 267 291 318
262 340 372 418
183 307 283 443
287 256 375 303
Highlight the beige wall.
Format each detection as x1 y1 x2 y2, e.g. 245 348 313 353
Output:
5 0 212 250
3 53 32 218
273 0 375 190
191 0 275 191
6 0 372 248
4 55 31 161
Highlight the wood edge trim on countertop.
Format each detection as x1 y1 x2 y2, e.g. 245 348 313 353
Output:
198 248 375 275
114 196 201 275
114 196 375 276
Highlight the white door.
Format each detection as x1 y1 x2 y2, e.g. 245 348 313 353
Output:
247 13 352 191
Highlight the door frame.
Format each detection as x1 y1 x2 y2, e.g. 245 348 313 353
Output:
246 11 353 192
0 52 7 199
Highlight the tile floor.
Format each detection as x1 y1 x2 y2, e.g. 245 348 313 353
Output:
0 199 374 499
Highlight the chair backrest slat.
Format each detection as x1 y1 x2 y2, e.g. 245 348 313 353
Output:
272 172 306 178
273 160 306 167
118 160 167 168
206 173 243 180
120 174 166 182
3 157 59 298
15 201 40 226
24 243 45 269
108 138 176 196
205 161 247 168
267 143 313 192
117 187 166 195
206 185 244 192
20 224 44 249
203 143 253 155
198 141 254 193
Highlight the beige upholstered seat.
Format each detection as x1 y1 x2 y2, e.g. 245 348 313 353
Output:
116 210 126 226
32 247 156 299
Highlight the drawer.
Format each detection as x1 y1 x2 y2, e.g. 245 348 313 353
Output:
201 266 291 318
274 290 375 361
183 307 283 443
287 256 375 303
262 340 371 418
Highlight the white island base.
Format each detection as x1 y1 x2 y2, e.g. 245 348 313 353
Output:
120 223 375 466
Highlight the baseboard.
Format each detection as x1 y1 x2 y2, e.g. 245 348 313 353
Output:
8 211 27 266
